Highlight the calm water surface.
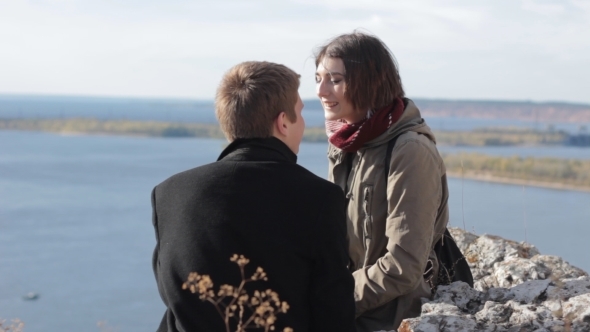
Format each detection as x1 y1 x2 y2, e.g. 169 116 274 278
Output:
1 130 589 331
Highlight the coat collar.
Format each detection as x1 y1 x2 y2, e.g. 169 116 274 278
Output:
217 137 298 164
363 98 436 148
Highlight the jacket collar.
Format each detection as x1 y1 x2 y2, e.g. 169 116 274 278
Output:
217 137 297 164
363 98 436 148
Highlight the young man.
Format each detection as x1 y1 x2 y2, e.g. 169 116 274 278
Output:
151 61 355 332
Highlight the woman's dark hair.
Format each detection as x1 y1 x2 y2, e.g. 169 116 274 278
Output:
315 31 404 112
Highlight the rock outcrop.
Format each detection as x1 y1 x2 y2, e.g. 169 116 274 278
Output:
391 228 589 332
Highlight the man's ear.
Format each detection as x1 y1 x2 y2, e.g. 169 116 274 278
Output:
273 111 289 137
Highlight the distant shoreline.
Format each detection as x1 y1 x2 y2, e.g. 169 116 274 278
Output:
1 117 586 146
3 118 590 192
447 171 590 193
1 95 590 124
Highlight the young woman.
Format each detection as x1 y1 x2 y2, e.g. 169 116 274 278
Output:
315 32 450 331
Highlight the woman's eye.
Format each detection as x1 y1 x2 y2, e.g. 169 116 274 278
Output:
315 76 341 84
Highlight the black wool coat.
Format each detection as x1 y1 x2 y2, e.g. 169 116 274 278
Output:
152 137 356 332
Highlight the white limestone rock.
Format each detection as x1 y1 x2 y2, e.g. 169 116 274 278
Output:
492 258 550 288
394 229 589 332
448 227 478 254
532 255 588 281
397 315 478 332
546 277 590 301
506 300 554 328
421 301 463 315
562 293 590 328
427 281 484 314
474 301 512 324
509 279 552 304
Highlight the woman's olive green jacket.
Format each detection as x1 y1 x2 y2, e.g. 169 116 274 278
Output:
328 99 450 331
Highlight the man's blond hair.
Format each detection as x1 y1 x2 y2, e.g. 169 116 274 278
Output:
215 61 300 141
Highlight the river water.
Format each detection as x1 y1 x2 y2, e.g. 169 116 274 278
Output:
1 94 589 330
1 130 589 331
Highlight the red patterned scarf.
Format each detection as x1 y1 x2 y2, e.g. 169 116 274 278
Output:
326 97 405 152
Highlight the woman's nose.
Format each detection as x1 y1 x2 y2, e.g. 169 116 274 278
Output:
316 80 329 98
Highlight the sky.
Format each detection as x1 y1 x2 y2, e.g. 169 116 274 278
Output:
0 0 589 103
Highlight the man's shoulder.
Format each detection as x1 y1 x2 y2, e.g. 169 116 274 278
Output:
155 160 228 191
154 159 344 201
291 163 342 189
287 164 346 205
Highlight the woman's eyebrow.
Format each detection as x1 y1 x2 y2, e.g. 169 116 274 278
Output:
316 70 345 76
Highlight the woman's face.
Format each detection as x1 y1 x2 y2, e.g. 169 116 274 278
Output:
315 57 365 124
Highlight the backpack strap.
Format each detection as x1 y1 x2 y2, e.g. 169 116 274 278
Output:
382 132 473 290
383 133 435 283
383 134 400 181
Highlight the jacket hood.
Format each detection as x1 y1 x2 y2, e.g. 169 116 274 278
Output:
363 99 436 149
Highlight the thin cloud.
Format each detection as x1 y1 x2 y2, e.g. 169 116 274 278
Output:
0 0 588 103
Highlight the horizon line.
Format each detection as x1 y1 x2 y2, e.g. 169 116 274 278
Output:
0 93 589 108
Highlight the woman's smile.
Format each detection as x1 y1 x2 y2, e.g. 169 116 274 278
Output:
315 57 364 123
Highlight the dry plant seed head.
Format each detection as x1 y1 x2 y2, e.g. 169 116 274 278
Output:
182 272 214 299
266 316 277 325
230 254 250 267
228 304 238 317
251 266 268 281
237 293 249 305
280 301 290 313
254 301 274 317
218 284 235 297
183 255 291 331
267 290 280 304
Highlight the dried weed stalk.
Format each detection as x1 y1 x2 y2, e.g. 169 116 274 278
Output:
183 254 292 332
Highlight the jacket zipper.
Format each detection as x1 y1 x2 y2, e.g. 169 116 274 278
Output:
346 151 365 198
362 185 373 267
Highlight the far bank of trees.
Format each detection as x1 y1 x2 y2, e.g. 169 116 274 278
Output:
443 153 590 190
0 118 584 145
2 118 590 190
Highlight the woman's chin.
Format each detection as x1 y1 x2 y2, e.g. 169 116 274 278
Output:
324 111 341 122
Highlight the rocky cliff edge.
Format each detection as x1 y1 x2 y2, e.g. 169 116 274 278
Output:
389 227 589 332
